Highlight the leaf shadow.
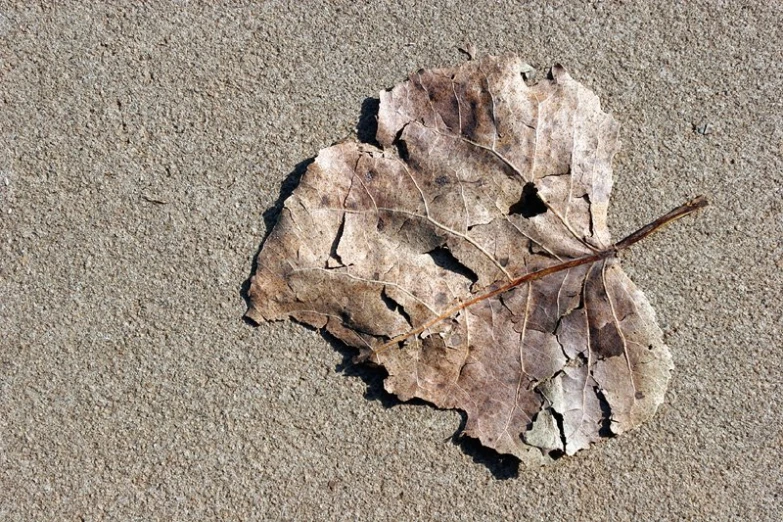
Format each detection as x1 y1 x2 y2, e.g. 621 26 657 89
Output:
450 415 521 480
356 97 381 147
328 330 409 409
329 330 520 479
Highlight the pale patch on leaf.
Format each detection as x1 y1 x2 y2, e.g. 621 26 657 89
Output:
247 54 706 465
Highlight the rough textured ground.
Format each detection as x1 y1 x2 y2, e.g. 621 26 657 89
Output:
0 2 781 521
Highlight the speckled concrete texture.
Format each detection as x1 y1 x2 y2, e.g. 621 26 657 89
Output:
0 2 781 521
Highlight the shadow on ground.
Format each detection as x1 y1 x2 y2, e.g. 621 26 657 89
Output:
330 333 521 480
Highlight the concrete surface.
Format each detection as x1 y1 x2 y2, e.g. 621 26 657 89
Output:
0 1 781 520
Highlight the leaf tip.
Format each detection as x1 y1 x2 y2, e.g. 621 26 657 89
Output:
243 305 264 325
549 63 571 83
458 43 478 61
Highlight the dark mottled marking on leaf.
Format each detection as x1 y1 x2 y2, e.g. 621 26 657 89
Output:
461 100 480 138
434 292 448 306
593 322 624 359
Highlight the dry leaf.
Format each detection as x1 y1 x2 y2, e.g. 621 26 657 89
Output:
247 55 706 464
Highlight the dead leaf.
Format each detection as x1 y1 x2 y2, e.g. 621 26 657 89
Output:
247 55 706 465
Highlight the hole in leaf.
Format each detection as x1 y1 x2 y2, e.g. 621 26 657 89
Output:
396 139 410 161
380 288 412 326
327 213 346 267
508 183 547 218
595 387 615 438
426 246 479 285
582 193 594 236
550 407 567 458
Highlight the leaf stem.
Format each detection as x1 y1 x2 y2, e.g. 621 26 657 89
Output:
613 195 708 251
373 196 708 357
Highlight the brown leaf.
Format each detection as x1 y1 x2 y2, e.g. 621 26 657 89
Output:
247 55 706 465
